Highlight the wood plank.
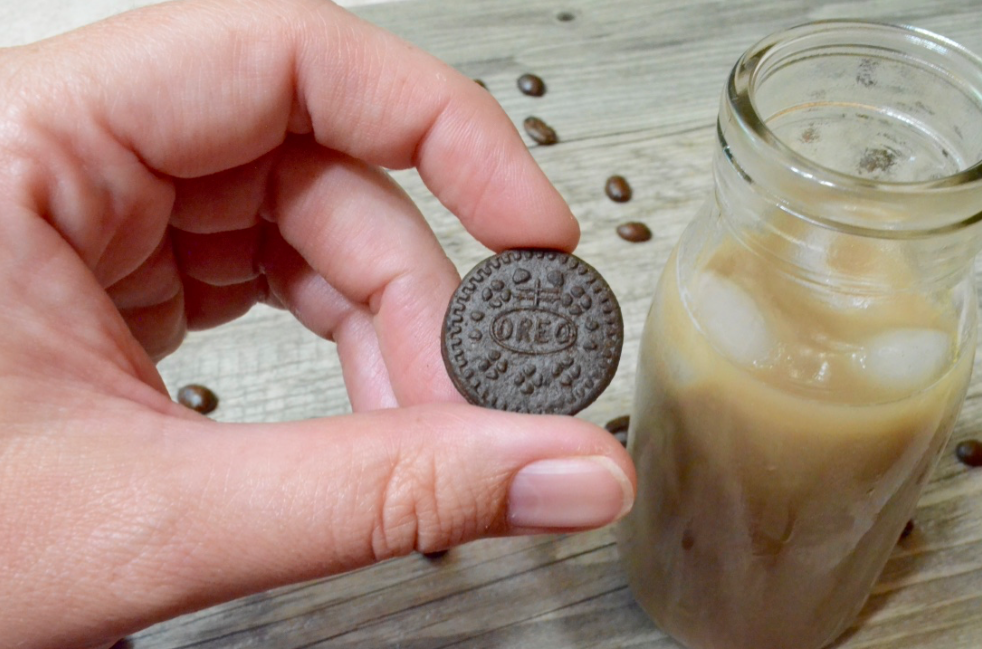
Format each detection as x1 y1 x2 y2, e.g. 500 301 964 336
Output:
307 536 624 649
134 533 585 647
444 587 673 649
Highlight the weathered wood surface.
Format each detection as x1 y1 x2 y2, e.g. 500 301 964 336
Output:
6 0 982 647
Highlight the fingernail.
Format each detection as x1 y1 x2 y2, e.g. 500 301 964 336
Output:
508 456 634 529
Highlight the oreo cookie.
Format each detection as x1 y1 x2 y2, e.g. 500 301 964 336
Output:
442 249 623 415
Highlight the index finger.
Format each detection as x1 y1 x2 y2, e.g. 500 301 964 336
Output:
17 0 579 252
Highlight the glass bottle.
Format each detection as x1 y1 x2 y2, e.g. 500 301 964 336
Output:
616 21 982 649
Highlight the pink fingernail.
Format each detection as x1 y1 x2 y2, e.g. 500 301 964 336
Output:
508 456 634 529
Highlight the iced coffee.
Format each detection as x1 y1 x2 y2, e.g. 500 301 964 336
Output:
616 236 974 649
615 19 982 649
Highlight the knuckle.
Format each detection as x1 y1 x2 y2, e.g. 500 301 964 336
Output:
369 447 475 560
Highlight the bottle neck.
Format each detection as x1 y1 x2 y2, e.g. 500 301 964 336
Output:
714 130 982 293
713 21 982 293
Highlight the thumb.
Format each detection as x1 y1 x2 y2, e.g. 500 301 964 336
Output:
21 403 634 646
170 403 635 580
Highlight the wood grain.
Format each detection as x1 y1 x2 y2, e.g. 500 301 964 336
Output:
108 0 982 646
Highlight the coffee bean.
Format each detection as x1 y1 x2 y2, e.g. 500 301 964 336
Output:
616 221 652 243
423 550 450 561
523 116 558 145
517 73 546 97
605 415 630 434
899 519 915 541
605 175 633 202
177 384 219 415
605 415 630 447
955 439 982 467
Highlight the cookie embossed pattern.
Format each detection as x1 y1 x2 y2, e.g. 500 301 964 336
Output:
442 249 623 415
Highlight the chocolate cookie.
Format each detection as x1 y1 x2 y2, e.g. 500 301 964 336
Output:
442 249 623 415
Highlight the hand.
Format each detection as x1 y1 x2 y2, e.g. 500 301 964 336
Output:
0 1 635 647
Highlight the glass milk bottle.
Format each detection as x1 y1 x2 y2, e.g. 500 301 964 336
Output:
616 21 982 649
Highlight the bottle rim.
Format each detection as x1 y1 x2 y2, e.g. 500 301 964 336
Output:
724 20 982 238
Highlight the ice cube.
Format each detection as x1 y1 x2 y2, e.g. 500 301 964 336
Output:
664 339 698 388
691 272 775 366
793 227 834 278
854 328 950 392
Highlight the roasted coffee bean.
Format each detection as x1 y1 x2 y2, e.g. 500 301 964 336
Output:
523 116 558 145
423 550 450 561
616 221 652 243
177 384 219 415
899 519 915 541
605 415 630 447
517 73 546 97
955 439 982 467
604 415 630 434
605 175 633 202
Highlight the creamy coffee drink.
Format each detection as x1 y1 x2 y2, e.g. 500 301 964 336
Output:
616 239 974 649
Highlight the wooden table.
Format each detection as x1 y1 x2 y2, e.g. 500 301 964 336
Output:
6 0 982 647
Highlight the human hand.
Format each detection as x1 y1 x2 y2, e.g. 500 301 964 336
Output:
0 1 635 647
